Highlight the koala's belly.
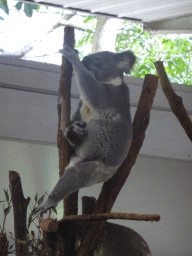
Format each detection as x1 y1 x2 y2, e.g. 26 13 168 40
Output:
80 102 91 122
80 102 100 122
75 119 131 167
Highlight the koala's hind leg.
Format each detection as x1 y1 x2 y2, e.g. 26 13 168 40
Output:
33 160 116 214
50 160 116 201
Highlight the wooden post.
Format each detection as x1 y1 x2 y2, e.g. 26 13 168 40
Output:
77 74 158 256
9 171 30 256
57 26 78 256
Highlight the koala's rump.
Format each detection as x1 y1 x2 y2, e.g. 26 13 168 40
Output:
75 118 131 167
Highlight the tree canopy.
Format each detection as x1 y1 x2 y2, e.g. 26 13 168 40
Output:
79 17 192 85
1 0 192 85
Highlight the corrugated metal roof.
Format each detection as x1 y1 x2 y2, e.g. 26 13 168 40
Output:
30 0 192 22
24 0 192 33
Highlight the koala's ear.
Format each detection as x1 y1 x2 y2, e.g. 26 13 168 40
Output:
116 51 136 74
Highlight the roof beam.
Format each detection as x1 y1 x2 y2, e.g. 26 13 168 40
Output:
144 15 192 34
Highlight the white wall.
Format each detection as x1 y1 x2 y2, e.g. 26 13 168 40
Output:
0 139 192 255
0 56 192 161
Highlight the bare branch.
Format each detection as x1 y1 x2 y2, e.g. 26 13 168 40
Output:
0 17 93 58
59 212 160 223
154 61 192 142
40 212 160 233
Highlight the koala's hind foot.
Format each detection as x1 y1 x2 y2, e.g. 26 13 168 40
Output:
65 121 88 147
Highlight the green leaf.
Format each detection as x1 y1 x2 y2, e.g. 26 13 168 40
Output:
4 189 9 202
34 193 38 202
15 2 23 10
0 16 4 20
37 195 44 205
17 239 31 245
4 206 11 216
32 4 39 10
9 244 13 250
83 16 95 24
0 0 9 15
51 207 57 215
24 3 33 17
28 214 33 229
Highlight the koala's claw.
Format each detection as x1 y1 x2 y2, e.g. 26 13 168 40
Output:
65 121 88 146
75 121 87 128
32 198 57 216
59 46 79 64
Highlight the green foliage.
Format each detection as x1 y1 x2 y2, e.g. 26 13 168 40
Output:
116 21 192 85
15 1 39 17
75 15 96 59
0 188 57 255
75 19 191 85
0 0 9 20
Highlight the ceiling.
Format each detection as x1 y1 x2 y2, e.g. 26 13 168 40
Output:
23 0 192 34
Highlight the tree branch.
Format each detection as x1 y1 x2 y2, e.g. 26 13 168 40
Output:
57 26 78 256
154 61 192 142
60 212 160 222
0 18 93 58
39 212 160 234
9 171 30 256
77 74 158 256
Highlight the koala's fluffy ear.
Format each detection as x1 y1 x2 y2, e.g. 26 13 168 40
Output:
116 51 136 74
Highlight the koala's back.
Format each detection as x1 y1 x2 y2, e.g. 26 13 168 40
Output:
75 84 132 167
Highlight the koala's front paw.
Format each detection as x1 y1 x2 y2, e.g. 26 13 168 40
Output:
59 46 79 64
65 121 88 147
32 197 57 215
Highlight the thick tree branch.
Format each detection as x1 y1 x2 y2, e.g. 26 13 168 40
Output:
39 212 160 234
9 171 30 256
154 61 192 142
77 74 158 256
57 26 78 256
59 212 160 222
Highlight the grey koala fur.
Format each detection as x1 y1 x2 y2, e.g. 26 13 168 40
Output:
33 46 135 214
76 222 151 256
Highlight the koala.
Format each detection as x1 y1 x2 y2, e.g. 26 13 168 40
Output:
76 222 151 256
33 46 135 214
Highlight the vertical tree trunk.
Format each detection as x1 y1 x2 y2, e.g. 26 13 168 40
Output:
57 26 78 256
92 15 120 53
9 171 30 256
